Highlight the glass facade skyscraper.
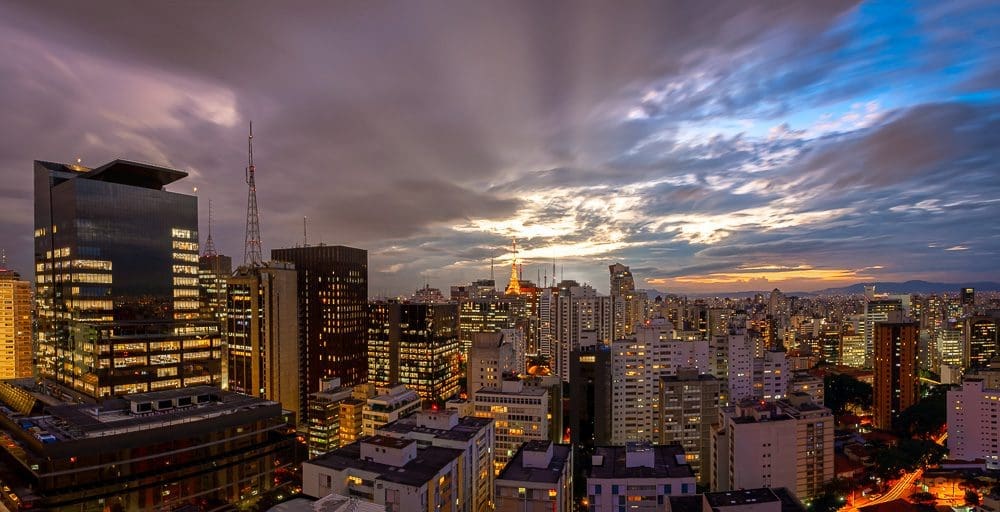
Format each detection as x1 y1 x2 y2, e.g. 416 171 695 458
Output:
34 160 222 398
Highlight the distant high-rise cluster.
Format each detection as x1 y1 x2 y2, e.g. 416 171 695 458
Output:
6 148 998 512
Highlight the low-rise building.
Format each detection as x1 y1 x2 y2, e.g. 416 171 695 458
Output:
377 411 495 512
302 436 464 512
363 385 422 435
0 382 297 511
495 441 573 512
587 442 697 512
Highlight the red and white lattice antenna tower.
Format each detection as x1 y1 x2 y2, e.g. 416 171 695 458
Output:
243 122 263 267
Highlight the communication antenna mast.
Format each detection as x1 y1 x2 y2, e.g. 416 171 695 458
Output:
203 199 218 258
243 122 263 267
303 216 308 247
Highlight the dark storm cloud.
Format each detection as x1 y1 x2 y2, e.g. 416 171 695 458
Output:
0 0 996 294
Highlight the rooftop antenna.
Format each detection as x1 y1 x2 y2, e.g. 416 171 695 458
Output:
203 199 218 258
243 121 263 267
303 216 308 247
552 257 556 286
490 252 495 283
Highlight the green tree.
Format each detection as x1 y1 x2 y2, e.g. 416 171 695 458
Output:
895 385 949 438
824 373 873 416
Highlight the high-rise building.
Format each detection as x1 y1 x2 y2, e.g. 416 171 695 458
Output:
303 436 464 512
198 253 232 325
367 301 462 404
34 159 222 398
610 319 710 444
965 316 998 369
873 320 919 430
0 266 32 379
458 296 521 356
467 332 516 399
271 245 368 389
225 262 304 423
609 263 637 339
937 327 964 370
556 284 615 382
752 349 788 402
472 379 549 473
864 299 903 368
495 441 573 512
727 329 754 402
659 370 721 484
961 287 976 309
712 395 834 500
568 340 612 450
947 363 1000 469
0 383 296 511
376 410 496 512
587 443 697 512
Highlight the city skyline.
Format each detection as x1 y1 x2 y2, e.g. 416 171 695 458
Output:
1 1 998 295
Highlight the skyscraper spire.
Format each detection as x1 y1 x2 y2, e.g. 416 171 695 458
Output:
505 237 521 295
243 122 263 267
203 199 218 258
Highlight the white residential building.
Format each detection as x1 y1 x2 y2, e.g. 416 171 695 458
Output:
947 366 1000 469
302 436 463 512
712 394 834 500
363 385 422 435
587 443 697 512
376 411 496 512
472 379 549 474
610 319 710 444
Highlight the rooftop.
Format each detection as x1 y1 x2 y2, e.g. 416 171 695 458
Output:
306 440 463 488
378 416 493 442
705 488 781 507
589 444 694 480
497 443 571 484
15 386 276 442
82 159 187 189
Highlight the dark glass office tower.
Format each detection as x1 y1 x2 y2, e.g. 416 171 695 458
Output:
367 300 462 404
271 245 368 390
34 160 222 398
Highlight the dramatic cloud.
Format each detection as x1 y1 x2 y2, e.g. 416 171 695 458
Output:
0 0 997 294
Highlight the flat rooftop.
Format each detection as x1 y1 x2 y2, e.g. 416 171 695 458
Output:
307 440 463 488
705 488 780 507
589 444 694 480
497 443 571 484
378 416 493 442
14 386 277 442
364 435 414 449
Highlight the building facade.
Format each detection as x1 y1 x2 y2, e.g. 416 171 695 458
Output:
303 436 464 512
587 443 697 512
0 267 32 379
472 379 549 474
712 396 834 500
0 383 296 511
495 441 573 512
34 159 221 398
873 320 918 430
368 301 462 404
226 262 304 423
659 371 721 484
271 245 368 389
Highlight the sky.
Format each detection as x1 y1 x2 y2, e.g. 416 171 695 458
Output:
0 0 998 295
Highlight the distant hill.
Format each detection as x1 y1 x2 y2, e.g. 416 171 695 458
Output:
808 280 1000 296
641 281 1000 299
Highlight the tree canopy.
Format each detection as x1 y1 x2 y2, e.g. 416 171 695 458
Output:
824 373 873 416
